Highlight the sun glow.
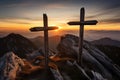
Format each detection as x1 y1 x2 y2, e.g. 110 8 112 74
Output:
0 17 120 37
54 26 61 32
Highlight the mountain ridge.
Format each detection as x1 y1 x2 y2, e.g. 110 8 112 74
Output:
0 33 38 58
91 37 120 47
30 35 61 52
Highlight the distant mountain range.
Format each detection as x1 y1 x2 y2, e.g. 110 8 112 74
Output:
31 36 120 50
0 33 60 58
30 35 61 52
0 33 38 58
91 37 120 47
91 37 120 66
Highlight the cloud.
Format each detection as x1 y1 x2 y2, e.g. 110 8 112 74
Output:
87 30 120 33
86 0 120 19
85 30 120 41
0 0 27 7
0 0 67 8
0 16 43 24
0 20 30 24
101 18 120 24
0 17 42 21
0 0 120 25
0 18 31 24
0 0 120 8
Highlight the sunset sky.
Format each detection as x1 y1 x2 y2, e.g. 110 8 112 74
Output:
0 0 120 40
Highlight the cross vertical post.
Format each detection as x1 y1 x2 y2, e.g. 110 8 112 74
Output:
67 7 98 66
29 14 58 70
43 14 49 69
79 8 85 65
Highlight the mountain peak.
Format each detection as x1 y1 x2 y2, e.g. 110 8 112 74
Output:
63 34 78 38
5 33 27 40
0 33 38 58
61 34 79 43
100 37 112 41
7 33 20 36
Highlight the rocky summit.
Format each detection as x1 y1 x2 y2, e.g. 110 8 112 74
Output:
0 34 120 80
57 34 120 80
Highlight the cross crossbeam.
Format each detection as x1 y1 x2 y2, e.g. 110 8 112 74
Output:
30 26 58 31
30 14 58 69
68 20 97 25
67 7 98 66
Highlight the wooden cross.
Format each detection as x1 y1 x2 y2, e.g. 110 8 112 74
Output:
30 14 58 69
67 7 98 65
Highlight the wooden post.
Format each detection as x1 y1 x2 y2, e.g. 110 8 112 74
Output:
30 14 58 70
43 14 49 69
68 7 98 66
79 8 85 65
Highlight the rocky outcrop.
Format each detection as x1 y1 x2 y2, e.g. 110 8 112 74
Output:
0 52 24 80
57 34 120 80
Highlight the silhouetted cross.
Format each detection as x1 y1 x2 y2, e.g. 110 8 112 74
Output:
68 7 98 65
30 14 58 69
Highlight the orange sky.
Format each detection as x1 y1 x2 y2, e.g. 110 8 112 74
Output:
0 19 120 33
0 0 120 38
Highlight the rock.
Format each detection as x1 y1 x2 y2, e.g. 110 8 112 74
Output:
0 52 24 80
57 34 120 80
